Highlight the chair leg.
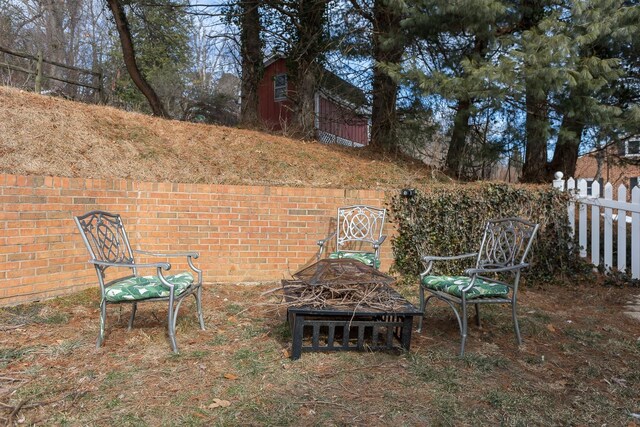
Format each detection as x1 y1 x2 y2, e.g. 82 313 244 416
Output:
97 300 106 348
195 285 205 330
168 332 178 354
512 302 522 345
128 302 137 331
418 286 438 333
460 301 468 357
167 297 178 353
431 297 465 355
418 286 425 333
475 304 481 327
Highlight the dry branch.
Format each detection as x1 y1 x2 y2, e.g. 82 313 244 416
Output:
0 325 25 331
1 388 80 426
280 282 408 312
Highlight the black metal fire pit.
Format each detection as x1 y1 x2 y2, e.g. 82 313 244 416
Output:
283 259 421 360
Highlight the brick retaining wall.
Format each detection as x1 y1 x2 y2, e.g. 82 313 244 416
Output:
0 174 395 306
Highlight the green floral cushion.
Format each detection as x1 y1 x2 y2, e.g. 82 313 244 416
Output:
105 272 194 302
328 251 380 268
421 275 509 299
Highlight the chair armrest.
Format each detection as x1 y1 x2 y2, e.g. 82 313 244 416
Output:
464 263 530 276
89 259 171 270
132 249 202 282
420 253 478 276
422 253 478 263
91 260 180 291
317 231 336 247
373 235 387 248
133 249 199 259
316 232 336 261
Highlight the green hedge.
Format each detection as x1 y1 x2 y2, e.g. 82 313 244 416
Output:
389 183 585 283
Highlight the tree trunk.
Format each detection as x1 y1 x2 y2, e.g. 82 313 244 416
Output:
370 0 403 152
43 0 66 91
443 34 486 179
106 0 168 118
371 67 398 152
294 64 318 139
521 80 549 183
520 0 550 183
66 0 82 98
289 0 327 140
445 97 472 177
549 114 584 178
240 0 262 127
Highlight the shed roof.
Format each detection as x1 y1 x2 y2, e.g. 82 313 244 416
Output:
318 69 368 109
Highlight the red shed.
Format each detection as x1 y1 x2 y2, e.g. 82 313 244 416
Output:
258 56 370 147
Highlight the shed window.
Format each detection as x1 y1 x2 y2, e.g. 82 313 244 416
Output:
274 74 287 101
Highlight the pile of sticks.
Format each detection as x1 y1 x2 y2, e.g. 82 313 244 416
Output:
281 282 408 311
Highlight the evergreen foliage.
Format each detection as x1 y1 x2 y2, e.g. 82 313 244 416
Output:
391 0 640 180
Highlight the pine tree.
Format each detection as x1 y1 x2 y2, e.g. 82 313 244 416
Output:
370 0 405 152
400 0 510 177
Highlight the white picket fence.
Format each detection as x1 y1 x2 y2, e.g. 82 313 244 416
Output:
553 172 640 278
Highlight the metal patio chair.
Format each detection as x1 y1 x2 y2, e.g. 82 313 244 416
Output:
417 218 539 356
316 205 387 269
74 210 205 353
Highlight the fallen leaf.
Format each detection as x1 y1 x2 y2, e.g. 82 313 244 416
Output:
546 324 556 333
208 398 232 408
282 348 291 358
224 373 238 380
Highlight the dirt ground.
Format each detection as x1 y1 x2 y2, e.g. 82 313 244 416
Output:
1 278 639 426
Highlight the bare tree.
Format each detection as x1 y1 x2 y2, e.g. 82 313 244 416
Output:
106 0 168 117
239 0 261 127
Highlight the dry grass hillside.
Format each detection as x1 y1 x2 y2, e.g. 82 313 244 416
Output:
0 86 434 189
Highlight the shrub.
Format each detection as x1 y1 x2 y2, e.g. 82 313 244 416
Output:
389 182 586 283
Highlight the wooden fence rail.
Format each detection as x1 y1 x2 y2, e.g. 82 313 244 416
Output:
553 172 640 278
0 45 103 97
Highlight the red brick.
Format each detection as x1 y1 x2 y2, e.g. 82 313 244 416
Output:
21 259 49 269
0 173 395 305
